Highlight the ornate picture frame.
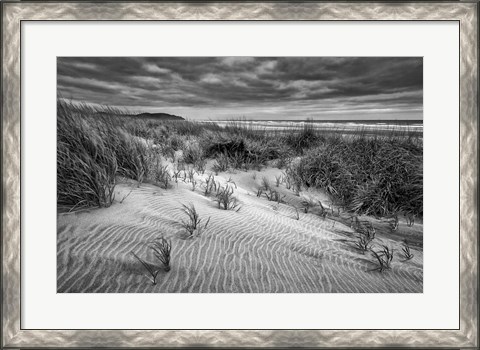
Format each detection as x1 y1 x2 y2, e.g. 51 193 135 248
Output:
2 1 477 348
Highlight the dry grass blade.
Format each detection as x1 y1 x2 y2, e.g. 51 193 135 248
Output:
131 251 160 285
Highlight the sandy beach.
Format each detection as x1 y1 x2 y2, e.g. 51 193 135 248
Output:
57 163 423 293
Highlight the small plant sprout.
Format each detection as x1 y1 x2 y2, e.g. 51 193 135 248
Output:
283 171 292 190
406 213 416 227
172 169 182 185
203 173 216 196
179 203 209 237
212 152 230 174
401 240 414 260
350 216 375 235
294 206 300 220
227 176 237 189
353 219 376 253
119 186 134 204
195 158 207 174
371 245 394 272
150 236 172 272
275 175 282 187
252 172 257 180
318 200 328 219
242 160 251 172
301 198 316 213
355 231 375 252
293 183 301 196
187 168 196 183
230 152 244 169
153 161 171 189
161 171 171 189
215 184 241 211
388 215 399 231
191 179 197 191
264 188 284 203
261 176 271 191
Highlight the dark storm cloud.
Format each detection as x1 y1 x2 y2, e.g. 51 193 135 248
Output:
57 57 422 120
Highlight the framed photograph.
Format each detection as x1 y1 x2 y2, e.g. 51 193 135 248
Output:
2 1 478 348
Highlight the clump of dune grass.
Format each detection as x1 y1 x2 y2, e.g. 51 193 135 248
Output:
351 217 376 253
202 173 219 196
131 236 172 285
289 135 422 217
228 152 245 169
212 152 230 174
388 215 399 231
182 140 207 174
355 230 375 253
57 100 118 210
261 176 271 191
317 200 328 219
172 168 182 185
131 251 160 285
282 121 320 153
301 198 317 213
371 245 394 272
401 240 414 260
195 158 207 174
182 140 203 164
186 168 196 183
226 176 237 189
58 99 422 222
57 99 167 210
264 188 284 203
275 175 282 187
284 166 302 196
406 213 416 226
151 158 171 189
215 185 241 211
178 203 210 237
150 236 172 272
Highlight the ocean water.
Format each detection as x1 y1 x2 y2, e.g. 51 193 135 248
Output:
199 120 423 136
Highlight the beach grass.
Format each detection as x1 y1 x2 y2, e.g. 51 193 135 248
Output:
57 99 422 219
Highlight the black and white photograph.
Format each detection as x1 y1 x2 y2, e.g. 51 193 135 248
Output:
57 57 423 293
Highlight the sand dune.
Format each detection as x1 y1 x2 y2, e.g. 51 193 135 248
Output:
57 166 423 293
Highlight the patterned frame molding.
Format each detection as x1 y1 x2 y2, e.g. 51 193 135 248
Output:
2 2 478 348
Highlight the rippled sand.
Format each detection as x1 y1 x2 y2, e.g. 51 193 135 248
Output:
57 167 423 293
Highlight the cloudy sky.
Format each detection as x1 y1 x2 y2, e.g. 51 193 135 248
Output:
57 57 422 120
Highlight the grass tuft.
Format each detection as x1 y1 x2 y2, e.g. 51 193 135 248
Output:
371 245 394 272
401 240 414 260
215 184 241 211
178 203 209 237
150 236 172 272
